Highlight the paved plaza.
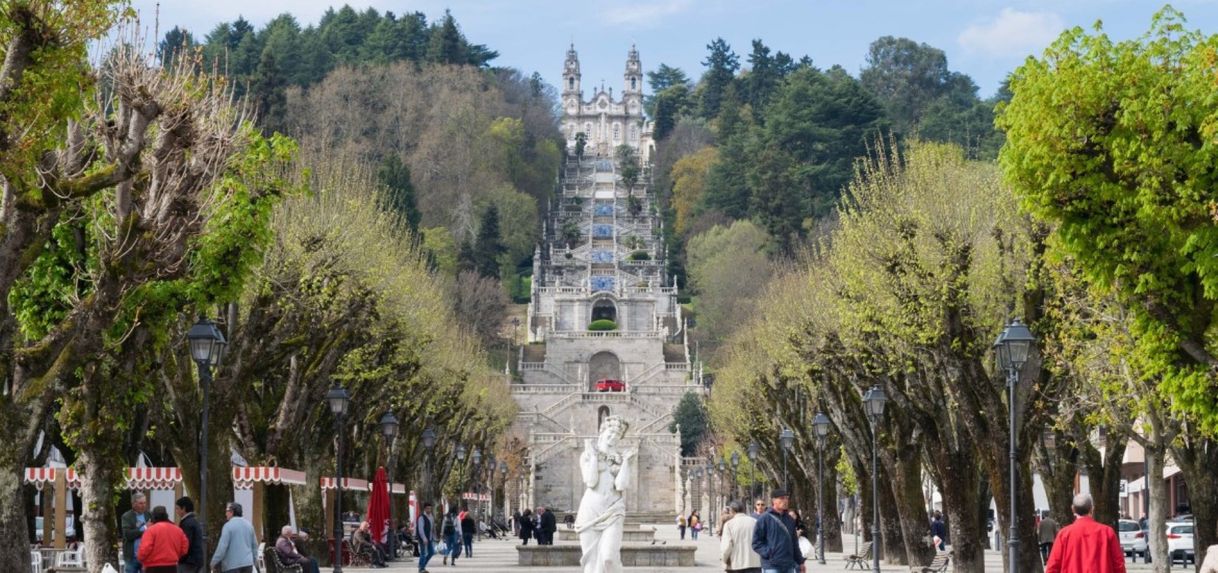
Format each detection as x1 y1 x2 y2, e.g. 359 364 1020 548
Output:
343 525 1158 572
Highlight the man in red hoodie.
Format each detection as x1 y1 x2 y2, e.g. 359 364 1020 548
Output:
1045 493 1127 573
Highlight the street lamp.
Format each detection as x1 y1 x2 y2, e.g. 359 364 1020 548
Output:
694 467 705 522
499 461 508 520
863 385 887 573
186 316 227 554
379 411 400 560
996 318 1035 573
422 427 437 516
730 451 741 502
813 412 832 565
472 448 483 515
780 428 795 491
747 441 759 503
326 386 351 573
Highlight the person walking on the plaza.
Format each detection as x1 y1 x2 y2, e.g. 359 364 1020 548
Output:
512 510 522 537
210 502 258 573
721 500 762 573
174 497 204 573
538 506 557 545
441 506 462 565
751 489 806 573
460 508 476 557
122 493 152 573
677 513 687 540
518 509 536 545
690 511 702 540
137 506 189 573
416 502 437 573
276 525 320 573
718 504 733 537
1038 510 1060 562
1044 493 1125 573
930 511 948 552
752 500 766 518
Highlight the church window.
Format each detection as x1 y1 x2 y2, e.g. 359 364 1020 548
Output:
613 123 620 141
569 77 574 90
630 77 636 90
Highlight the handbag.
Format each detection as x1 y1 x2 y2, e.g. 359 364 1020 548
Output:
436 540 448 554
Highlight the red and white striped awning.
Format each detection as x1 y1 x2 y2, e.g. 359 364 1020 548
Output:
319 477 370 491
125 467 183 490
232 467 307 489
22 467 78 490
26 467 181 490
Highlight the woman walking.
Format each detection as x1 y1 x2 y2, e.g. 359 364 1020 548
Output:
689 511 702 540
136 506 188 573
519 509 536 545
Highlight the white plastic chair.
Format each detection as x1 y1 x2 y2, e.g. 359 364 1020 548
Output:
54 549 83 568
257 541 266 571
29 550 42 573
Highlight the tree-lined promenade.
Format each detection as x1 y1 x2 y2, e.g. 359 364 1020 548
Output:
3 1 1218 572
708 10 1218 573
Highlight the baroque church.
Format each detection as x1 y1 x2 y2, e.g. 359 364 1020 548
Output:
509 45 699 518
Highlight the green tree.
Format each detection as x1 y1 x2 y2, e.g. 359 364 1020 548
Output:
427 9 464 65
699 38 740 119
998 9 1218 553
251 49 287 132
158 26 195 68
616 144 641 193
473 204 507 279
574 132 587 160
646 63 691 115
669 392 709 456
377 155 421 230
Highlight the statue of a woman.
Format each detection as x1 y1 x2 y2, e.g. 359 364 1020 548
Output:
575 416 634 573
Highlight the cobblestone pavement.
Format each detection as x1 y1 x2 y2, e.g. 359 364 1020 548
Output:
344 525 1158 572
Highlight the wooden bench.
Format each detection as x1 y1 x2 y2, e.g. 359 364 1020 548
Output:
920 552 951 573
845 541 872 570
263 546 303 573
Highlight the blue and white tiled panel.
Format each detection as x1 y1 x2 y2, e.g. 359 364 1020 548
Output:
590 276 616 292
592 225 614 238
591 251 615 263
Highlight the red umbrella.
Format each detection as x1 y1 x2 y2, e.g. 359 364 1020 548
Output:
367 466 391 544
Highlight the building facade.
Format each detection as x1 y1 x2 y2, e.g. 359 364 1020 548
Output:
509 46 697 518
560 44 655 163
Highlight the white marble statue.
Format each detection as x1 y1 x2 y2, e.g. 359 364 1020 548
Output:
575 415 634 573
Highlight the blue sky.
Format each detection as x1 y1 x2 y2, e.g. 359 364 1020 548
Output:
135 0 1218 98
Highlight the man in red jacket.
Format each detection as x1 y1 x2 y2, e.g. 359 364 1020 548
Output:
1045 493 1127 573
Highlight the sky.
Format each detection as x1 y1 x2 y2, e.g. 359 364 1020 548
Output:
132 0 1218 98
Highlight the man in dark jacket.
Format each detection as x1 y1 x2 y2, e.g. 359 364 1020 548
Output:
174 497 204 573
751 489 805 573
121 493 151 573
538 507 557 545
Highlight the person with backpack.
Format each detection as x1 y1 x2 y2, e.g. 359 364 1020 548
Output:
751 489 806 573
677 513 687 540
441 507 462 565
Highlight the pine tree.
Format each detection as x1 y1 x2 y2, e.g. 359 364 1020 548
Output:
251 50 287 133
427 10 464 65
376 156 421 230
473 204 506 279
699 38 740 119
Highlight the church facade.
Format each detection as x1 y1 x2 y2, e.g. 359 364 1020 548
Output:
508 46 696 518
559 44 655 163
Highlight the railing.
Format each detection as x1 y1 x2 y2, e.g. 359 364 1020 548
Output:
517 411 569 432
634 385 699 395
634 413 674 435
548 330 666 339
530 436 575 466
665 363 690 371
519 362 546 371
536 287 586 295
542 391 583 417
511 383 577 394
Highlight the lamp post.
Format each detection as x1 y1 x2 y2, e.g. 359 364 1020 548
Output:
863 385 887 573
379 412 400 560
730 451 741 502
707 462 717 533
187 316 227 555
422 428 437 513
995 318 1035 573
747 441 759 503
813 412 832 565
780 428 795 491
694 467 704 521
326 386 351 573
499 461 508 521
472 448 483 516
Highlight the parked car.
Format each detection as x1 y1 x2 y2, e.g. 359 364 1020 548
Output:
1166 521 1195 565
1118 519 1147 559
594 379 625 392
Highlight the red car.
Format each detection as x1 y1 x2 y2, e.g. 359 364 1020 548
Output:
595 379 626 392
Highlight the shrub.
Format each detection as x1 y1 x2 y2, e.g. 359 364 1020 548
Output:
588 319 618 331
628 250 650 261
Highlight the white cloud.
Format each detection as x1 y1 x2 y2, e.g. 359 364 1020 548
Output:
600 0 693 28
958 8 1065 57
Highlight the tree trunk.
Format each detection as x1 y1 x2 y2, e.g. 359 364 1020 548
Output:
823 462 843 552
877 469 906 564
76 450 121 573
890 452 935 567
1173 438 1218 573
0 454 31 571
939 462 985 573
1146 444 1170 572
